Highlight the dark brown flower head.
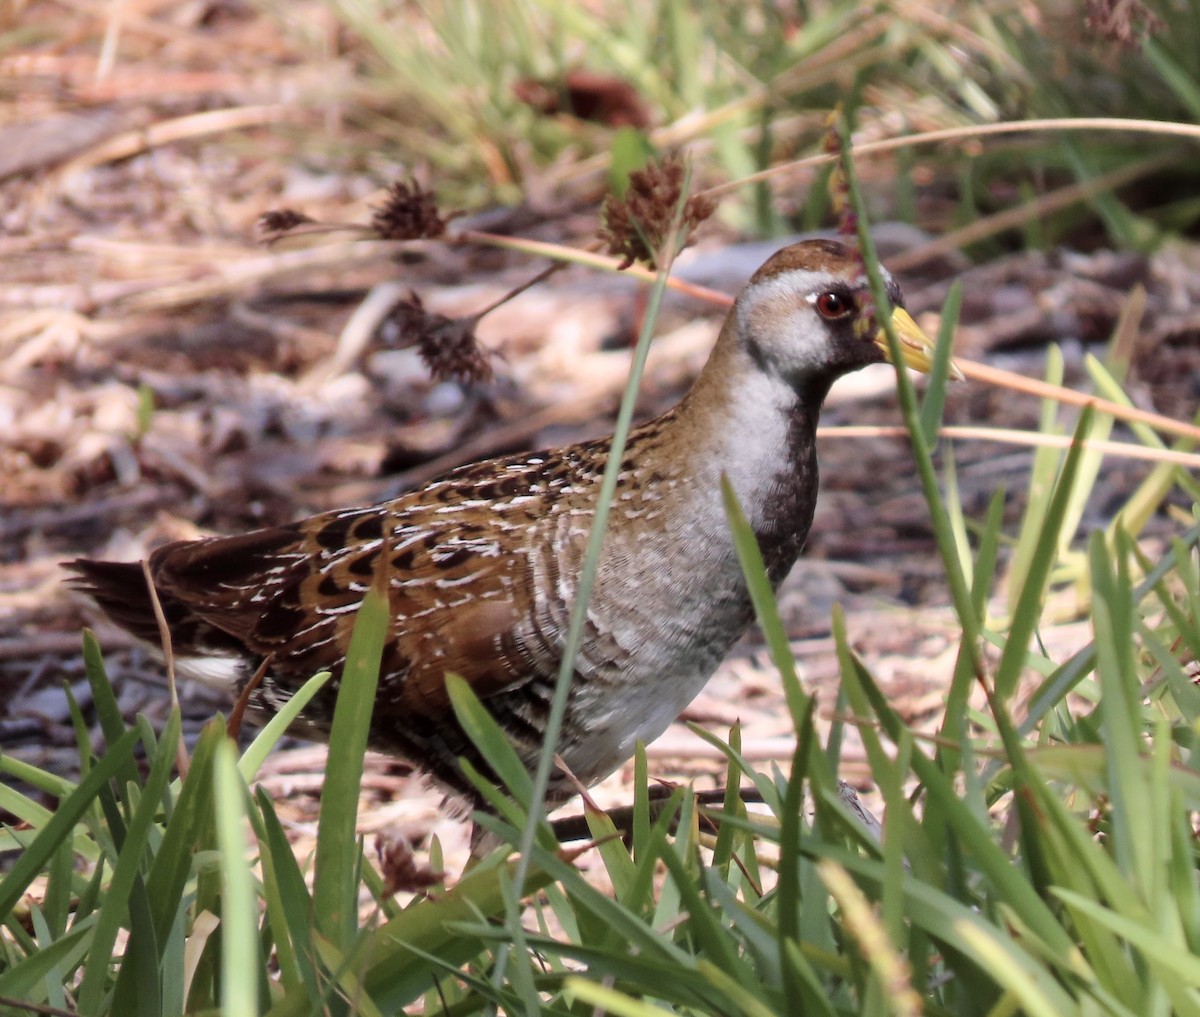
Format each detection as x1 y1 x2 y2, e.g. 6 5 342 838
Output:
372 179 448 241
376 834 443 895
598 154 717 270
1084 0 1163 49
821 113 876 338
384 293 492 384
821 113 858 241
258 208 316 241
513 70 653 128
821 116 867 254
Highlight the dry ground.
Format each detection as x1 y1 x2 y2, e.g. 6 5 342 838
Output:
3 1 1198 875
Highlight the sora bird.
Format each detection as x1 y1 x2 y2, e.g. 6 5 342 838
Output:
68 239 948 810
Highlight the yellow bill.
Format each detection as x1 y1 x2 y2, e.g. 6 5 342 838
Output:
876 307 963 380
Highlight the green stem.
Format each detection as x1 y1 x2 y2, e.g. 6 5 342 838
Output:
836 116 987 685
491 182 693 1001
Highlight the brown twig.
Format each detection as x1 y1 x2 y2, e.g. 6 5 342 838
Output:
141 559 189 778
228 654 272 742
957 358 1200 444
0 993 81 1017
818 425 1200 468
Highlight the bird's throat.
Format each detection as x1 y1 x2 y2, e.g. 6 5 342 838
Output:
629 343 823 587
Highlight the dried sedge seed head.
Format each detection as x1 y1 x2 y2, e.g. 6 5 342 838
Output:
1084 0 1163 49
417 317 492 385
821 116 853 227
384 293 492 384
598 155 717 270
258 208 316 241
821 113 868 284
513 70 653 128
371 179 448 241
376 834 442 895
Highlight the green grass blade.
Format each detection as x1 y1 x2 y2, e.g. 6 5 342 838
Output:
81 629 140 794
1053 889 1200 1013
710 723 745 871
720 474 811 723
838 120 985 695
582 806 636 902
238 668 332 781
833 611 937 884
498 173 694 994
1144 37 1200 119
939 486 1006 774
1005 346 1066 613
0 773 56 830
41 835 75 941
843 644 1077 955
143 717 222 942
105 711 188 1017
516 224 677 823
917 279 961 445
995 406 1094 700
312 561 389 948
111 717 226 1013
811 848 1080 1017
0 917 95 1002
627 780 689 925
0 754 77 802
0 725 139 922
446 671 534 808
214 739 263 1017
254 787 321 1002
77 710 182 1014
656 846 758 996
344 860 558 1012
1090 531 1154 893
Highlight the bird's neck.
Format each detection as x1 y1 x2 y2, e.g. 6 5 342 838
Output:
635 327 828 582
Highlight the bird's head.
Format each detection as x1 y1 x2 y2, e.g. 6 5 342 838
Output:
731 238 958 389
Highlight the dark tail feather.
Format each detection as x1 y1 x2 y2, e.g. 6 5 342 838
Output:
65 558 190 647
66 558 154 638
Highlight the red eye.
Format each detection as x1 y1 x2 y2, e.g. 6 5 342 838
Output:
815 291 852 319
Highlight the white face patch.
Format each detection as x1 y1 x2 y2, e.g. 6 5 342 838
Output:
737 268 838 375
734 262 896 377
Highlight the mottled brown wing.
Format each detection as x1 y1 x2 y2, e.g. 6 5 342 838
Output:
148 499 553 713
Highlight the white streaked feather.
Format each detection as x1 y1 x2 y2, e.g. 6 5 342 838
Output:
175 654 245 688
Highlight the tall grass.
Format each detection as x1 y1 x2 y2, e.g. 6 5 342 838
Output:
277 0 1200 245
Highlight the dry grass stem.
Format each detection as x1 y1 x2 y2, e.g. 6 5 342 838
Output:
820 426 1200 470
886 153 1177 273
459 230 734 304
112 241 403 313
140 557 190 777
699 117 1200 201
958 359 1200 444
55 105 298 182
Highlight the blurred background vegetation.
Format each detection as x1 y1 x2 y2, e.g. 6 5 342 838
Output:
248 0 1200 246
